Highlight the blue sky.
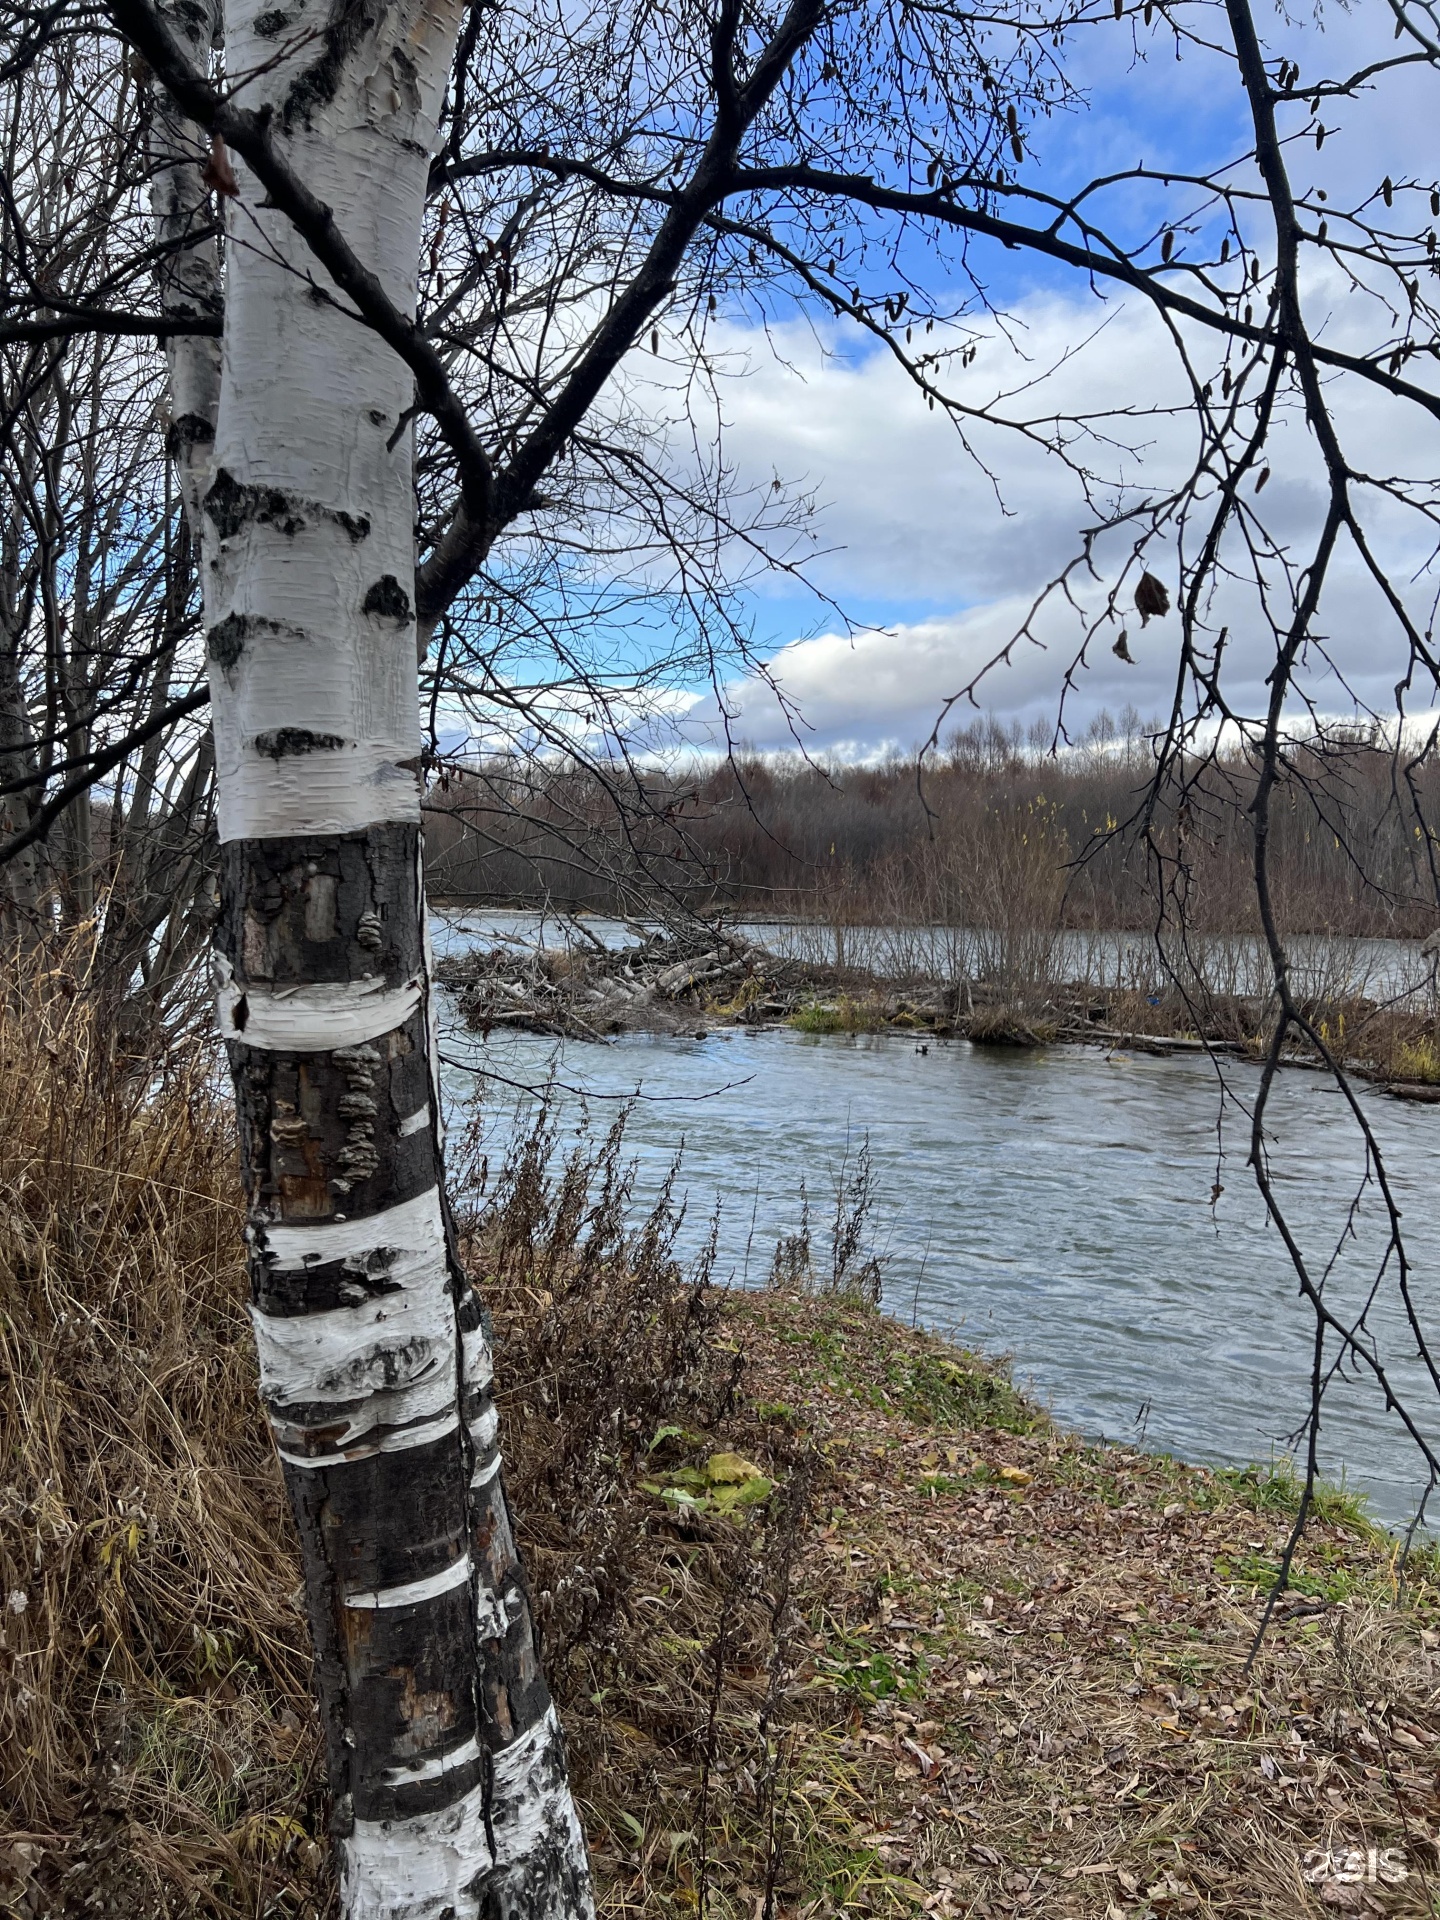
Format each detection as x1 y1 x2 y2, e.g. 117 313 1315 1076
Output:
623 0 1440 761
450 1 1437 766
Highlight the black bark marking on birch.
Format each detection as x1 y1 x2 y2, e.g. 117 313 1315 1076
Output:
471 1478 550 1740
207 611 294 672
219 831 436 1218
253 1250 404 1315
362 573 412 620
253 7 292 31
217 826 422 987
318 1440 469 1608
281 0 388 130
204 466 371 542
342 1587 484 1821
254 727 348 759
229 1009 435 1220
391 49 421 112
167 411 216 454
206 467 307 538
207 613 249 672
162 0 209 35
284 1461 354 1831
282 1436 482 1825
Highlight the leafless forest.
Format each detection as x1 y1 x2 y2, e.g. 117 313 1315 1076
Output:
425 716 1440 940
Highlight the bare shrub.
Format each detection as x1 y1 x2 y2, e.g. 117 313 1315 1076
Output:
763 1138 886 1308
455 1108 737 1667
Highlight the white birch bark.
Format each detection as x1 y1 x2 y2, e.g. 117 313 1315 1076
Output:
206 0 452 845
198 2 595 1914
147 0 223 537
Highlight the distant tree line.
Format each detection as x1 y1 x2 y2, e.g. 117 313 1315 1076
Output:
425 713 1440 940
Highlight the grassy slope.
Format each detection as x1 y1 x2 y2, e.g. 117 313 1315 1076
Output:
701 1294 1440 1920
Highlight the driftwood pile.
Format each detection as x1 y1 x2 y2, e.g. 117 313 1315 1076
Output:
434 923 960 1041
433 925 1437 1101
433 922 1269 1050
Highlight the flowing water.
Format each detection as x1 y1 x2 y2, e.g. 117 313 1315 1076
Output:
435 913 1440 1527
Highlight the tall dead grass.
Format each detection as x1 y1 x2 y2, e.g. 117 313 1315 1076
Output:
0 949 817 1919
0 947 318 1917
5 945 1438 1920
457 1110 822 1919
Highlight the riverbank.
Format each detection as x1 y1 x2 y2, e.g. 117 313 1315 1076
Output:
2 983 1436 1918
705 1292 1440 1919
435 921 1440 1101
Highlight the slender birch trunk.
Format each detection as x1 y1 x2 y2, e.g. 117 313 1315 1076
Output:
146 0 222 539
197 4 593 1913
0 609 46 948
93 48 226 996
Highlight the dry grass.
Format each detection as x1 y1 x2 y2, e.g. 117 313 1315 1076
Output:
0 947 318 1918
3 949 1439 1919
965 1007 1061 1049
1092 984 1440 1092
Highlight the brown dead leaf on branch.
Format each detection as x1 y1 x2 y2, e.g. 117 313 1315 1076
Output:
1135 570 1172 625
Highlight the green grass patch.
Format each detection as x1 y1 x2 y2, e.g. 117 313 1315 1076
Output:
1215 1549 1367 1605
814 1629 930 1706
789 996 886 1034
1208 1459 1377 1534
886 1352 1043 1435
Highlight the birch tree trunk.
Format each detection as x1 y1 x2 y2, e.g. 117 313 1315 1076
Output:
146 0 222 538
199 4 593 1913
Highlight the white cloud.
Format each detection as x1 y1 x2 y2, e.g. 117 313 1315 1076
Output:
711 296 1187 605
661 257 1440 755
685 603 1161 759
564 0 1440 765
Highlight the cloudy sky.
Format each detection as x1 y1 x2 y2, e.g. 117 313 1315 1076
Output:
639 1 1440 762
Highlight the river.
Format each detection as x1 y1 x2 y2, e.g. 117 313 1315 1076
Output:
434 914 1440 1528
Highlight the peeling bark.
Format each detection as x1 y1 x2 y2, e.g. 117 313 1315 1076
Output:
215 828 594 1913
197 0 594 1911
